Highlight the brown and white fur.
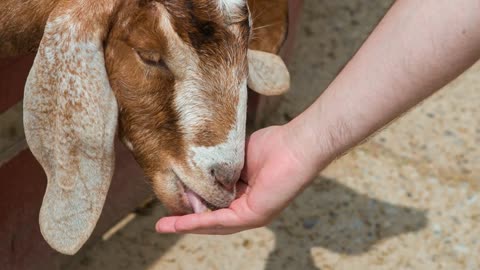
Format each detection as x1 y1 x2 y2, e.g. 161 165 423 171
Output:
0 0 289 254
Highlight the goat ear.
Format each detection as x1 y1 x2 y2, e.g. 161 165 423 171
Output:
247 49 290 96
23 3 118 255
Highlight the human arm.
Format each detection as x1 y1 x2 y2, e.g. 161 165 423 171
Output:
156 0 480 234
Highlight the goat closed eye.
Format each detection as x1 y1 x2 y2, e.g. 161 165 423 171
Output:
135 49 169 70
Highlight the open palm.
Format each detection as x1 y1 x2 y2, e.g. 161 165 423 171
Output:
156 125 314 235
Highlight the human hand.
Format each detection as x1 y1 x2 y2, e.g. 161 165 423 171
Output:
155 125 318 235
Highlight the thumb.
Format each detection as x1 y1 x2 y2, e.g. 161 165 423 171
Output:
240 135 252 181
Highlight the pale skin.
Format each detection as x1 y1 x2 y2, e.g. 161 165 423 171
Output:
156 0 480 234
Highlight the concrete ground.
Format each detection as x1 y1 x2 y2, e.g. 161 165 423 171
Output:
67 1 479 269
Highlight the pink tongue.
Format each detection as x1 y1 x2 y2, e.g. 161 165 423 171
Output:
186 190 208 213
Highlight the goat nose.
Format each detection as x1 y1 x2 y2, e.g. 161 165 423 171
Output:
210 164 239 192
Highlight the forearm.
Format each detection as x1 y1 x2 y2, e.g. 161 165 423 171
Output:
285 0 480 175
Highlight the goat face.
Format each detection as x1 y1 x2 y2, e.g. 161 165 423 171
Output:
23 0 288 254
105 0 251 214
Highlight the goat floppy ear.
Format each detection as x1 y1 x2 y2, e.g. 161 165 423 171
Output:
247 49 290 96
23 1 118 255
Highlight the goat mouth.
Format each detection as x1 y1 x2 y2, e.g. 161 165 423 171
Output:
172 171 219 214
182 183 216 213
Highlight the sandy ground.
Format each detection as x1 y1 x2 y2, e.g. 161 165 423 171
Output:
60 1 479 269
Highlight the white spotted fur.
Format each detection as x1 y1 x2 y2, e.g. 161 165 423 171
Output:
24 13 118 255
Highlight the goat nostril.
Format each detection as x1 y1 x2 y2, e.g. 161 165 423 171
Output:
211 165 237 192
217 180 235 193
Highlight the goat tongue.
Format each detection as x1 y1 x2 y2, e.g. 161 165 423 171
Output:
185 189 208 213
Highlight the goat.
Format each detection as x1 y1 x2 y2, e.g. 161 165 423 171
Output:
0 0 289 255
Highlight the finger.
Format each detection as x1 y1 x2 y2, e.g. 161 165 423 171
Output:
240 136 254 181
157 206 253 234
174 208 240 232
180 227 248 235
156 209 235 233
156 216 180 233
156 216 248 235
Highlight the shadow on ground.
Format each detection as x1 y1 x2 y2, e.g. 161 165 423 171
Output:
65 201 181 270
263 177 427 270
66 177 427 270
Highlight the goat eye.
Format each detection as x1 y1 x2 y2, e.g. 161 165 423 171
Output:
136 50 168 70
201 23 215 37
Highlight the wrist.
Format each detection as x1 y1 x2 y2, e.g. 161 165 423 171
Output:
280 109 342 181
